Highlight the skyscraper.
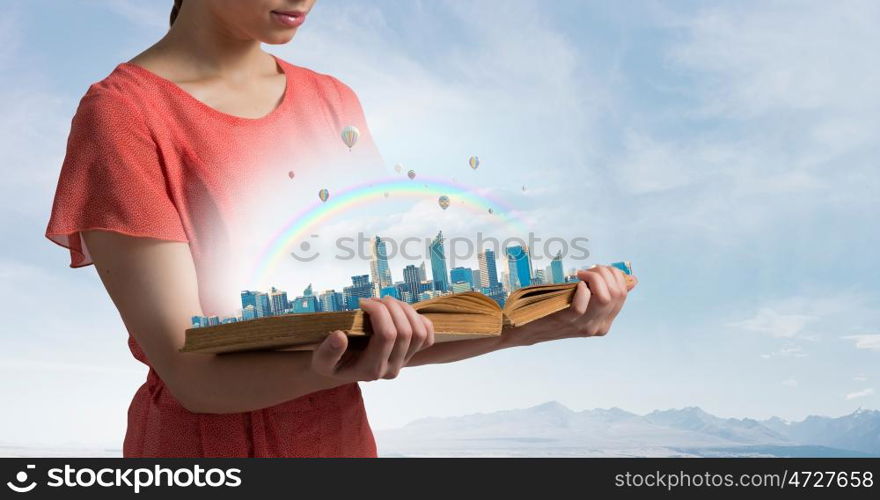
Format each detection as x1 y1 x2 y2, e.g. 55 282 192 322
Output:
429 231 449 292
268 286 289 315
550 251 565 284
370 235 393 297
291 283 319 313
394 282 413 302
402 264 421 303
319 290 344 312
292 295 318 313
450 266 474 290
478 249 500 288
241 290 257 309
479 250 506 305
534 269 545 285
505 244 533 291
343 274 373 310
351 274 371 288
418 261 427 281
241 290 271 317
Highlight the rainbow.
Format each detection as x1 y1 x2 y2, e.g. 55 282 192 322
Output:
249 176 529 285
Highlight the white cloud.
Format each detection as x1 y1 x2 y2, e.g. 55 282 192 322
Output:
615 0 880 246
730 308 815 338
0 9 71 218
845 388 875 400
781 378 798 388
843 335 880 352
668 0 880 120
277 0 599 232
730 293 876 340
761 346 807 359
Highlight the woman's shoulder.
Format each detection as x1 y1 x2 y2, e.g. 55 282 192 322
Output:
75 63 159 117
275 56 361 107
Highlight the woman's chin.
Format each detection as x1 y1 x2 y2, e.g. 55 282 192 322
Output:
260 30 298 45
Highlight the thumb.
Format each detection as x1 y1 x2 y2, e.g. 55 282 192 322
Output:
312 330 348 376
625 274 638 291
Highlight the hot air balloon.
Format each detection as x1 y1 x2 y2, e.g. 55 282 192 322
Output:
384 192 389 198
488 208 494 215
340 125 360 150
407 169 416 180
522 185 527 191
318 188 330 202
438 195 450 210
394 163 403 174
287 170 295 180
468 156 480 170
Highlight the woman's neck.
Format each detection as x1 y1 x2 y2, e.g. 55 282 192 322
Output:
134 2 273 83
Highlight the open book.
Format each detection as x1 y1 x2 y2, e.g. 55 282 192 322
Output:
181 265 635 354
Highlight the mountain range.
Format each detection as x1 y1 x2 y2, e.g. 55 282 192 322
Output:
376 402 880 457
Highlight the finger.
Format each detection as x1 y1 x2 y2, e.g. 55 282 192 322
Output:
595 265 624 300
344 298 396 380
601 290 627 335
379 296 412 378
605 268 631 328
556 280 590 323
611 267 627 294
398 302 428 363
577 267 612 307
311 330 348 377
420 314 435 349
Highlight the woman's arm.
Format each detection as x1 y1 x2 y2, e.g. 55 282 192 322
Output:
82 230 433 414
406 266 635 366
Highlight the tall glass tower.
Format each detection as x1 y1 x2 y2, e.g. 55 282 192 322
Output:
478 248 500 288
402 264 421 303
370 235 393 296
241 290 271 317
505 244 533 291
429 231 449 292
450 266 474 289
550 251 565 284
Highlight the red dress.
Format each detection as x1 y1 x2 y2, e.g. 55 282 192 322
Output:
44 55 384 457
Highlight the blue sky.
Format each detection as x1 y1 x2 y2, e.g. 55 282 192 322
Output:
0 0 878 448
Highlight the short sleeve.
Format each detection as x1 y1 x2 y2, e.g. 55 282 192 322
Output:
45 88 189 268
328 76 386 170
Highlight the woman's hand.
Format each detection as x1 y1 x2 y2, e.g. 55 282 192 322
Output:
499 265 637 348
310 296 435 381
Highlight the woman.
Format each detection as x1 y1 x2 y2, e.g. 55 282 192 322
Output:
44 0 634 457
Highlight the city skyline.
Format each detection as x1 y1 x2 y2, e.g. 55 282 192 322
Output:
193 231 578 327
